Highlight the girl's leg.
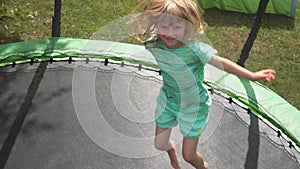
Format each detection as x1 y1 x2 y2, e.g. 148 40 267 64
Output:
182 137 208 169
155 126 181 169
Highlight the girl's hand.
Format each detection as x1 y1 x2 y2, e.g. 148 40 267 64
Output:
252 69 276 82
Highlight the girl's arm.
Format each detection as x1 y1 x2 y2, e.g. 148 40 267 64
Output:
208 55 276 82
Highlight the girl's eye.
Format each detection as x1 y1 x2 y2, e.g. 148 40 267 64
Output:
161 26 168 29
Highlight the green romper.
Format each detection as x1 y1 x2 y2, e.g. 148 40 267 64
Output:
146 40 217 139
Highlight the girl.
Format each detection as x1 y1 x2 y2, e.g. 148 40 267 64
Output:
129 0 276 168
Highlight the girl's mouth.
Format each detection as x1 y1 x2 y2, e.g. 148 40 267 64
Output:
164 36 176 42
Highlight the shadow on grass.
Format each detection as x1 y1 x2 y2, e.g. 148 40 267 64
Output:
203 8 295 30
0 31 24 44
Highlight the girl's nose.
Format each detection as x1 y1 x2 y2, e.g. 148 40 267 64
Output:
166 28 174 37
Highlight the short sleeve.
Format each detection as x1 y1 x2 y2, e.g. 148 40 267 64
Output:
192 42 218 65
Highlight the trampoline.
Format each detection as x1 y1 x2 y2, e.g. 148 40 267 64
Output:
0 38 299 169
1 0 300 168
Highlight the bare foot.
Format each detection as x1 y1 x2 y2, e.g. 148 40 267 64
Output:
167 141 181 169
204 162 209 169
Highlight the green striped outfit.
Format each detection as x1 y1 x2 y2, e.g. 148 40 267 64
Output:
146 40 217 139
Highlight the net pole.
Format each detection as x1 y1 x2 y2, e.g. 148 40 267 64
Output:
52 0 61 37
237 0 269 67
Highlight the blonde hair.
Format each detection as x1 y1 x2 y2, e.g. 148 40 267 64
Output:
128 0 207 44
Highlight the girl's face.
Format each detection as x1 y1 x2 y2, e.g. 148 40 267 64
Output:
157 18 186 49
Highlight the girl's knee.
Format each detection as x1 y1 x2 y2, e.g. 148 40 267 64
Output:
154 141 167 151
154 127 173 151
154 139 175 151
182 150 203 164
182 151 196 163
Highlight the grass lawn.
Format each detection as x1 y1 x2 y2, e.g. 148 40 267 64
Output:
0 0 299 109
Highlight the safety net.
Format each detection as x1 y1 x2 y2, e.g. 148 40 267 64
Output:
0 38 299 169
